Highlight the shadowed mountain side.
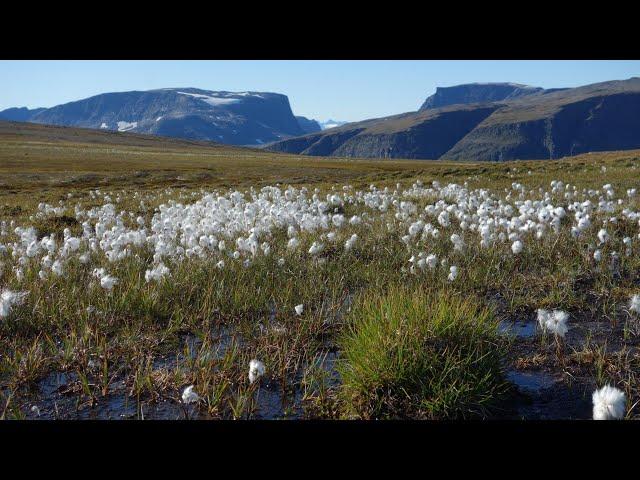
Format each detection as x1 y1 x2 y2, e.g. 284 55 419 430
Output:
266 105 499 159
268 78 640 161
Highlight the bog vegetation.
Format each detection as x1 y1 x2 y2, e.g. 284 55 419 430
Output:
0 132 639 420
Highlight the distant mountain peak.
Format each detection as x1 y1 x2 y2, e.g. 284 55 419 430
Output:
0 88 303 146
0 106 46 122
295 116 322 134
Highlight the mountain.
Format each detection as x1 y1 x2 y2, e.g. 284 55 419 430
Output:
266 104 500 158
419 83 544 110
266 78 640 161
320 119 348 130
0 88 304 146
445 78 640 160
0 107 46 122
296 116 322 134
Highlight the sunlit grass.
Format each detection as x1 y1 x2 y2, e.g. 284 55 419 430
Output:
338 286 507 419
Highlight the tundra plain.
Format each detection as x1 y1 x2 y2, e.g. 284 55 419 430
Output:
1 122 639 420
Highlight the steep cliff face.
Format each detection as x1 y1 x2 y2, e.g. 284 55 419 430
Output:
443 120 551 161
548 93 640 156
329 106 499 159
295 116 322 134
267 77 640 161
419 83 543 110
0 89 304 146
445 90 640 160
266 105 501 159
268 128 366 156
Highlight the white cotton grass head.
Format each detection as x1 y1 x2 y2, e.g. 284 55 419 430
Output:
450 234 464 251
308 241 324 256
592 385 626 420
181 385 200 404
537 308 550 330
344 234 358 251
547 310 569 337
629 294 640 315
511 240 523 255
145 262 170 283
100 275 118 291
537 309 569 337
51 260 64 276
597 229 609 244
13 267 24 282
447 265 458 281
248 359 265 384
294 304 304 316
0 289 28 318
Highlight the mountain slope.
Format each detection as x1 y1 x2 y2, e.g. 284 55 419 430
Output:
420 83 544 110
0 119 241 150
295 116 322 134
445 78 640 160
267 105 499 159
267 78 640 161
0 107 47 122
0 88 304 146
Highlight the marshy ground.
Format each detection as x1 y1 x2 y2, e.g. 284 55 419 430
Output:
1 125 640 420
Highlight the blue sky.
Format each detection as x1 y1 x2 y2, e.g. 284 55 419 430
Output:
1 60 638 122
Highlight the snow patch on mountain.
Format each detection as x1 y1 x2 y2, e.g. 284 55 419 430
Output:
176 91 241 106
320 119 348 130
117 121 137 132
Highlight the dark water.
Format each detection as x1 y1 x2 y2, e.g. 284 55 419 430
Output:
498 319 537 338
23 328 341 420
504 369 593 420
16 296 606 420
506 370 556 392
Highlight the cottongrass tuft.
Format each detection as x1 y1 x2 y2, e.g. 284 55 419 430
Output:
448 266 458 281
0 289 28 318
345 234 358 252
181 385 200 404
537 309 569 337
592 385 626 420
249 359 265 384
145 262 170 283
308 241 324 256
593 249 602 262
629 294 640 315
100 275 119 291
597 229 609 244
511 240 523 255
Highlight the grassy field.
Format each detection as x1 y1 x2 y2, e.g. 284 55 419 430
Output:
1 122 640 420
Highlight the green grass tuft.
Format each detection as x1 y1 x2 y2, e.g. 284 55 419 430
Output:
338 286 507 419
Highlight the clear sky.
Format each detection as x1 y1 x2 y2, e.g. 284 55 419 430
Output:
1 60 638 122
